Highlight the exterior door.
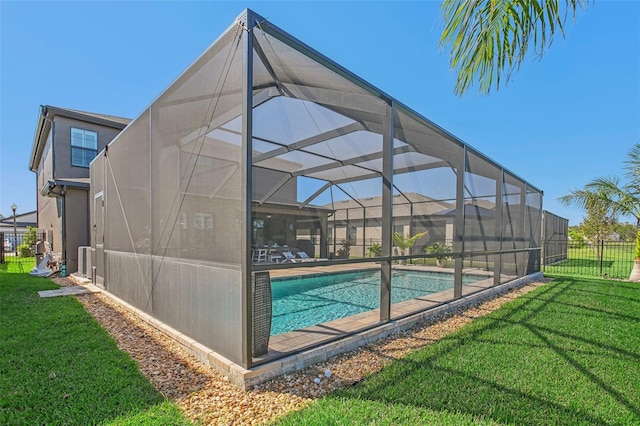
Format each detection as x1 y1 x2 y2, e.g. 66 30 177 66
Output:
93 193 105 287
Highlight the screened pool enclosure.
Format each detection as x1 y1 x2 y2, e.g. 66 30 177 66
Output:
90 9 542 374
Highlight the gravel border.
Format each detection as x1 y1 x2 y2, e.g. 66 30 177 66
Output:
55 276 549 425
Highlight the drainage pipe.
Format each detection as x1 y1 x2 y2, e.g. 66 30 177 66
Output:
60 185 67 277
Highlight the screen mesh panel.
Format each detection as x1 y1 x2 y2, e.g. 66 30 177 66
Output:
90 11 545 368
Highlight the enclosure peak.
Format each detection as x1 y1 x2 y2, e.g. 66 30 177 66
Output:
235 8 266 30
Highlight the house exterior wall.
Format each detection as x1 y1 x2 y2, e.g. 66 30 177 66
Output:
52 116 122 179
37 190 61 253
36 132 56 248
38 132 54 189
31 111 126 273
63 188 90 273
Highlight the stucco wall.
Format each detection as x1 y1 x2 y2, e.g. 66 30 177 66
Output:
63 188 90 273
37 191 61 254
39 132 54 189
53 116 122 179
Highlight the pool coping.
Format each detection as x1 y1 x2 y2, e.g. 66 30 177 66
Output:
73 271 543 390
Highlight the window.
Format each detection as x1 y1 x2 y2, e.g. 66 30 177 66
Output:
71 128 98 167
194 212 213 230
348 226 357 244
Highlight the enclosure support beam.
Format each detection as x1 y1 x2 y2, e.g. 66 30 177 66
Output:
331 160 449 186
362 207 367 258
293 142 416 177
380 101 394 322
520 183 528 276
494 168 504 286
299 181 331 209
241 27 254 369
252 122 364 163
453 147 466 299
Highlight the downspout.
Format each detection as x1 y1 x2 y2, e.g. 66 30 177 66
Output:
60 185 67 277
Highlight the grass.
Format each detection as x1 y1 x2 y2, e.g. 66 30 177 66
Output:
275 275 640 425
3 256 639 425
544 243 634 279
0 257 190 425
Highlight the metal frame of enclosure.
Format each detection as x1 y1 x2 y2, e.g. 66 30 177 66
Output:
541 210 569 266
90 9 543 370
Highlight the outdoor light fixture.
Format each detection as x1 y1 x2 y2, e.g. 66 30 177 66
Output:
11 203 17 256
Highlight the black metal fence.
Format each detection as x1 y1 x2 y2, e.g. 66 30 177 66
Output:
0 230 48 264
542 240 635 279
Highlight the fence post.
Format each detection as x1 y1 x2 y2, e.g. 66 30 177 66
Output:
600 240 605 276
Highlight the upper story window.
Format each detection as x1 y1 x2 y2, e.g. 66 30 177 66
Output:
71 128 98 167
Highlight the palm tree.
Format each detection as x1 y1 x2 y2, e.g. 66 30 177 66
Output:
440 0 589 95
559 188 617 260
393 230 429 264
560 143 640 281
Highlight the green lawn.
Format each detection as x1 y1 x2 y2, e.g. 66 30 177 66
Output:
275 275 640 425
544 243 634 279
3 256 639 425
0 257 189 425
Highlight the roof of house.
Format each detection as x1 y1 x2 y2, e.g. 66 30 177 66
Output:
58 108 131 126
29 105 132 172
0 210 37 228
325 193 455 220
434 203 496 218
326 192 453 209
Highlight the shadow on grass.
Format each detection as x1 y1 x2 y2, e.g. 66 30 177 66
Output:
546 275 640 301
303 277 640 425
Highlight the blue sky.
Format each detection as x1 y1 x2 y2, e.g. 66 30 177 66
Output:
1 1 638 225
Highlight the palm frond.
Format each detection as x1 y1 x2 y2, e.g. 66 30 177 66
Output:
440 0 589 95
561 175 640 220
623 143 640 183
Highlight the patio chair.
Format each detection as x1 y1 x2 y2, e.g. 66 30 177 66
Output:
296 251 328 262
280 251 298 263
252 248 268 263
296 251 310 259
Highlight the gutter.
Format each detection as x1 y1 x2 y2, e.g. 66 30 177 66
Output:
29 105 52 172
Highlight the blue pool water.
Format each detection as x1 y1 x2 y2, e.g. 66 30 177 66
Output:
270 269 482 336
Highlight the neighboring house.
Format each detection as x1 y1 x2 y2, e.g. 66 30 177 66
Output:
0 210 37 250
325 194 526 257
325 193 455 257
607 232 621 242
29 106 130 273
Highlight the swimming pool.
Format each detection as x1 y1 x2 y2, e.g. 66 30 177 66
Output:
270 269 483 336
